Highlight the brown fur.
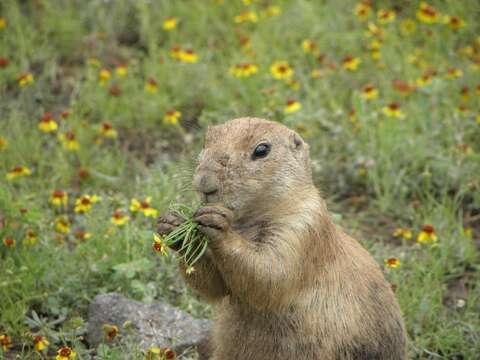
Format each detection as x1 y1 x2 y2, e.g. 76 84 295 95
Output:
158 117 407 359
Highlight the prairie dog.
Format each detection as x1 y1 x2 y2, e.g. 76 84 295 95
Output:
157 117 407 359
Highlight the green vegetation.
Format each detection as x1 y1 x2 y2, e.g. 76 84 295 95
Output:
0 0 479 358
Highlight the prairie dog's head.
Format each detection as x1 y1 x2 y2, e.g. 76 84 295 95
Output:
194 117 313 220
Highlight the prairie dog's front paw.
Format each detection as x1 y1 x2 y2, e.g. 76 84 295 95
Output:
194 205 233 244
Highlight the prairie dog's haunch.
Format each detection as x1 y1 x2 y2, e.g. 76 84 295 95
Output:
157 117 407 360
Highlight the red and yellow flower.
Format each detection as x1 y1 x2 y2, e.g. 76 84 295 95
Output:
417 224 438 243
443 15 465 30
301 39 317 54
99 122 118 138
377 9 395 24
445 67 463 79
6 166 32 180
38 112 58 132
145 78 158 93
283 99 302 114
342 55 361 71
153 234 168 256
116 64 128 77
392 228 413 240
33 335 49 351
50 189 68 207
270 61 293 80
111 210 130 226
130 197 158 217
163 17 178 31
99 68 112 85
24 229 38 246
18 72 34 87
56 346 76 360
3 237 16 248
74 230 92 241
229 63 259 77
392 79 415 96
384 257 401 268
0 137 7 150
58 132 80 151
360 84 378 100
164 109 182 125
0 17 6 29
55 217 71 234
178 49 198 63
416 2 439 24
382 102 405 118
354 2 371 21
74 194 101 213
234 11 258 24
0 334 12 351
103 324 119 341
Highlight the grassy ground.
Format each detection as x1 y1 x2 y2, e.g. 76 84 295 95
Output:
1 0 479 359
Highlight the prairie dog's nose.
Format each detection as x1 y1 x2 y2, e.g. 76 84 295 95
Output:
194 172 219 196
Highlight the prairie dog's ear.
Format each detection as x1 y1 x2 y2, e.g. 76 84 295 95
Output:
290 131 304 150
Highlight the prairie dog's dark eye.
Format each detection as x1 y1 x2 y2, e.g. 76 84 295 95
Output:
252 143 271 160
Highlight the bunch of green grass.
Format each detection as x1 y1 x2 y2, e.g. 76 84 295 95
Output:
161 204 208 272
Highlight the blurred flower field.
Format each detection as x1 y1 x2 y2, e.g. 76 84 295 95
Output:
1 0 479 358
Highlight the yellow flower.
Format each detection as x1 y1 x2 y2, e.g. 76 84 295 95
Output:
56 346 76 360
33 335 49 352
0 136 7 150
354 2 371 21
0 17 6 29
263 5 281 17
163 16 178 31
3 237 16 248
50 189 68 207
417 224 438 244
179 49 198 63
361 84 379 100
382 102 405 118
416 2 439 24
99 122 118 138
38 112 58 132
377 9 395 24
169 45 182 60
75 194 100 213
18 73 34 87
476 115 480 125
270 61 294 80
75 230 92 241
384 257 401 268
130 197 158 217
400 19 417 36
153 234 168 256
234 11 258 24
301 39 317 53
103 324 119 341
365 22 384 38
445 68 463 79
116 64 128 76
416 72 433 87
55 217 71 234
283 99 302 114
164 109 182 125
392 228 412 240
99 69 111 84
58 132 80 151
24 229 38 246
6 166 32 180
342 56 361 71
286 79 300 91
0 334 12 351
229 63 258 78
443 15 465 30
145 78 158 93
145 347 162 360
111 211 130 226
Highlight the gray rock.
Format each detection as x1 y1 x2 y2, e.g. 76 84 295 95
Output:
87 293 212 356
